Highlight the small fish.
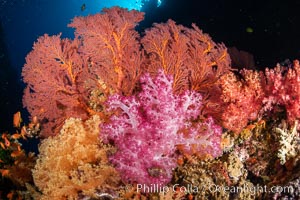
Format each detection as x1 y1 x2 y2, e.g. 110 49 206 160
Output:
4 138 10 147
13 112 22 128
20 126 28 139
2 134 10 147
81 3 86 11
147 167 165 177
0 169 9 176
11 150 23 158
0 142 5 149
177 156 184 166
11 133 21 139
32 116 38 124
6 191 15 200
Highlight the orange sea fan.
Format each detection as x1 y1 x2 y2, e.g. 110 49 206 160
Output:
22 34 91 137
142 19 231 94
69 7 145 95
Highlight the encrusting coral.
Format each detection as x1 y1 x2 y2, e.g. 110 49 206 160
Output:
32 115 120 199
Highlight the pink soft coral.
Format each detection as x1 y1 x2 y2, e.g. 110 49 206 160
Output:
100 70 222 185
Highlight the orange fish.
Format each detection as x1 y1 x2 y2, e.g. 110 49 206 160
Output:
177 156 184 166
20 126 28 139
10 142 21 151
188 194 194 200
11 133 21 140
32 116 38 124
6 192 13 200
4 137 10 147
0 142 6 149
245 124 256 130
13 112 22 128
1 133 7 139
0 169 9 176
11 151 23 158
1 134 10 147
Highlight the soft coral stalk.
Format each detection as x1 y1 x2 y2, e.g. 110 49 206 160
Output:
100 70 222 185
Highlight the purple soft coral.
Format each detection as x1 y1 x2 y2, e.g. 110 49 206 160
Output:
101 70 222 185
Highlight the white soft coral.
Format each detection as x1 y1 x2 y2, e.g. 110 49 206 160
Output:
276 120 299 165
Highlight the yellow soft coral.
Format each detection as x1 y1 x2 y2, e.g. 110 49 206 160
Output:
33 115 120 200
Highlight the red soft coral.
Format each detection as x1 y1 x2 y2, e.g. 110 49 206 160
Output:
263 60 300 123
219 69 264 133
100 70 222 185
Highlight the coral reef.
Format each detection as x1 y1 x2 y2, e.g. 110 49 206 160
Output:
7 6 300 200
23 7 232 137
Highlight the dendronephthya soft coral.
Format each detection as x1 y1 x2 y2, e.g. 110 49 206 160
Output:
100 70 222 185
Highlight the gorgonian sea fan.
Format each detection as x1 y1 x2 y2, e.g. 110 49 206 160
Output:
100 70 222 185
